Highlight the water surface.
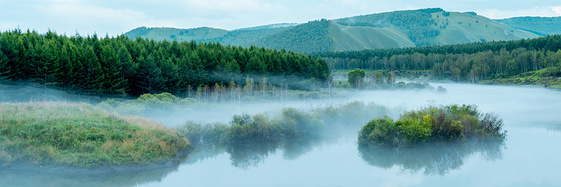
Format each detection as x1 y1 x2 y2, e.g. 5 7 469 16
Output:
2 83 561 187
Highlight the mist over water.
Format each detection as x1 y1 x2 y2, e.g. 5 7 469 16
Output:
1 82 561 186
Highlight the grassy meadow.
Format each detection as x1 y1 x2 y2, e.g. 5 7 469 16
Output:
0 102 190 168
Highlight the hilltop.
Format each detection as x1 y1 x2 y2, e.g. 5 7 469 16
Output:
123 8 538 53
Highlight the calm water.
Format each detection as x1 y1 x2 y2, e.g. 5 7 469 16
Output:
1 83 561 187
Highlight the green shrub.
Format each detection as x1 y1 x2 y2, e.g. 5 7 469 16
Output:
358 116 399 147
177 101 390 147
358 104 505 147
395 116 432 145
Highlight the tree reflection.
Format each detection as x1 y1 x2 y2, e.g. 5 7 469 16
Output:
183 135 336 169
358 139 506 175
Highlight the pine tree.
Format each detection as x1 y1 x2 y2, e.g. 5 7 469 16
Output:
82 46 103 94
136 54 163 94
117 45 133 94
100 44 125 94
0 50 9 79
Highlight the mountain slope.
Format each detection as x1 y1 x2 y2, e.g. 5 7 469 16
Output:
255 19 333 53
432 12 536 44
208 24 296 47
123 8 538 53
124 26 228 42
261 8 537 53
496 16 561 36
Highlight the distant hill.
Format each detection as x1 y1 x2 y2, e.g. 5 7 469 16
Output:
496 16 561 36
124 26 229 42
123 8 538 53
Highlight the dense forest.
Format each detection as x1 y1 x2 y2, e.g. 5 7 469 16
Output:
0 30 329 96
320 35 561 82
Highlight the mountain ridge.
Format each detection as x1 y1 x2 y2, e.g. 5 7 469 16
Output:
123 8 539 53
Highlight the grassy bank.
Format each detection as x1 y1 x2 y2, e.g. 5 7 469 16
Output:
0 102 190 168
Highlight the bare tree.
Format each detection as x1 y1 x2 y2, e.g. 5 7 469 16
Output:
326 75 333 99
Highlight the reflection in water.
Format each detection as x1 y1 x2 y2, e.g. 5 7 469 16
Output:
226 142 279 169
0 164 180 187
358 139 506 175
183 135 338 169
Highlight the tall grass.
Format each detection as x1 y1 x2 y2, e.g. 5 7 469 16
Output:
0 102 190 167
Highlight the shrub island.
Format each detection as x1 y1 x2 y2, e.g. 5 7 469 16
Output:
0 102 191 168
358 104 506 147
177 101 392 146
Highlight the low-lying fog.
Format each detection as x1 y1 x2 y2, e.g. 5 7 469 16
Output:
144 82 561 132
1 82 561 187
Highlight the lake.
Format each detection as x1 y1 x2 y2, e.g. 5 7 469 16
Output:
1 83 561 187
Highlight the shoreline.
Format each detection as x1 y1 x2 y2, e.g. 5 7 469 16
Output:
0 150 191 174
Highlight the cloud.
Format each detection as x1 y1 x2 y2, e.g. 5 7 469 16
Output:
31 0 178 35
550 6 561 16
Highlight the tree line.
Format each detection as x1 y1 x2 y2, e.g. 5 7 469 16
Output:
319 35 561 82
0 29 330 96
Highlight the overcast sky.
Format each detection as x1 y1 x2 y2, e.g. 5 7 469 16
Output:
1 0 560 36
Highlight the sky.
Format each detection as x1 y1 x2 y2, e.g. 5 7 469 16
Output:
1 0 560 37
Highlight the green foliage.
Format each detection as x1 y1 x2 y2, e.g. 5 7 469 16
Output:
177 101 391 145
395 116 433 145
0 30 330 96
358 104 505 147
358 116 399 147
347 68 366 88
321 34 561 87
0 102 190 167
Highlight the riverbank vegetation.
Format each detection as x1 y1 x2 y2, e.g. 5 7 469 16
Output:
330 69 436 90
175 101 393 169
178 101 392 145
0 29 329 97
320 35 561 88
358 104 505 147
0 102 190 168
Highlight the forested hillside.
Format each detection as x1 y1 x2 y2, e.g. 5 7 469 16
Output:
124 26 229 42
124 24 297 48
256 19 333 53
0 30 329 96
207 24 296 47
123 8 537 53
496 16 561 36
320 35 561 83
